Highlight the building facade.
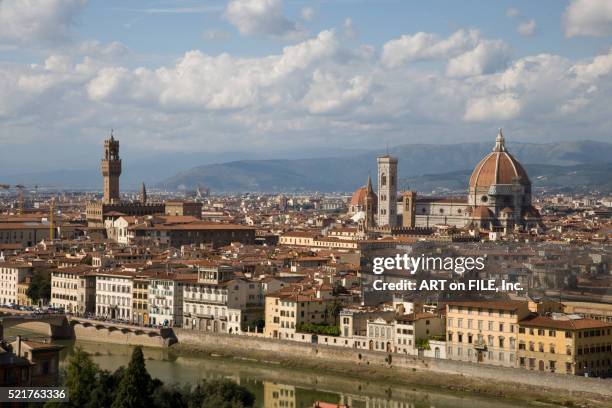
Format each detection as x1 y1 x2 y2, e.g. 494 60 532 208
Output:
0 262 31 306
446 300 530 367
518 314 612 376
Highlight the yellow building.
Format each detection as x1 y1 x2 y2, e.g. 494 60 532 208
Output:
17 277 33 307
518 314 612 377
132 276 149 325
446 300 531 367
264 292 336 340
562 301 612 324
263 382 296 408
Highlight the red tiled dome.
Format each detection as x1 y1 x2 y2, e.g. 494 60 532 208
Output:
350 187 367 206
469 130 530 189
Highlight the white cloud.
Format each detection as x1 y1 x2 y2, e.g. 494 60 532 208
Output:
302 70 371 114
2 28 612 155
381 29 480 67
0 0 87 44
446 40 511 77
464 93 521 122
517 19 536 36
85 30 340 110
571 49 612 82
78 41 129 60
564 0 612 37
225 0 305 38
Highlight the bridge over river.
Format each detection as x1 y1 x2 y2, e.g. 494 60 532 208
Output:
0 308 176 346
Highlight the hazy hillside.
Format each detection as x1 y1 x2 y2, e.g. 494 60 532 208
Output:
401 163 612 194
157 140 612 192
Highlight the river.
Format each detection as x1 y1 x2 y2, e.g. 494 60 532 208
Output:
6 327 530 408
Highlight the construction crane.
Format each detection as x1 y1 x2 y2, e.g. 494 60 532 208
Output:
0 184 45 215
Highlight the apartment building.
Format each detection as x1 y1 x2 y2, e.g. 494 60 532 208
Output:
50 266 92 313
17 277 32 306
0 262 31 306
395 312 445 356
77 274 96 315
95 271 135 321
183 264 263 333
518 314 612 377
148 273 197 327
132 276 149 325
367 317 395 352
446 300 531 367
264 291 336 340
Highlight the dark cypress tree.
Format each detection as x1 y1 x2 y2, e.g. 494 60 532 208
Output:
111 346 154 408
45 348 99 408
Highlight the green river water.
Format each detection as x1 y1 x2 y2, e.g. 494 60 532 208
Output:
6 327 532 408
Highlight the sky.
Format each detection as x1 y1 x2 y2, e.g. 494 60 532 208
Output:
0 0 611 174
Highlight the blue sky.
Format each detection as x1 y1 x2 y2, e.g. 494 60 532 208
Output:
0 0 611 174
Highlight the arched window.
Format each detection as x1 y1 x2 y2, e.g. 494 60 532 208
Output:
381 173 387 186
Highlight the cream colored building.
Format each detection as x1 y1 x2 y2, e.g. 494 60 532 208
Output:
0 262 31 306
446 300 530 367
95 270 135 321
395 312 445 356
182 264 263 334
50 266 92 313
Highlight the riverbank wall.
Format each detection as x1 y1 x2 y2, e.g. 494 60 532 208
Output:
174 329 612 399
72 324 172 347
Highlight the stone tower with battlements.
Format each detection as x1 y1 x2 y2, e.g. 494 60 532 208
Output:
102 132 122 204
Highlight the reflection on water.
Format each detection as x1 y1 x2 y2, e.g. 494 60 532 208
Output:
6 328 527 408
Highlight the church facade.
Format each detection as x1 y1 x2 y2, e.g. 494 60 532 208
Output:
349 130 542 234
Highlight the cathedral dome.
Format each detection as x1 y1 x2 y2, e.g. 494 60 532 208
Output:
469 129 530 190
350 187 367 207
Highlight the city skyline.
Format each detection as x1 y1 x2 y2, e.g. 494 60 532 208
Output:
1 0 612 176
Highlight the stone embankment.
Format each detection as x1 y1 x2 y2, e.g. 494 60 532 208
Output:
174 329 612 406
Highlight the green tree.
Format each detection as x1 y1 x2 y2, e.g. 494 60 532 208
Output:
325 299 343 325
26 271 51 304
112 346 155 408
85 367 123 408
45 348 99 408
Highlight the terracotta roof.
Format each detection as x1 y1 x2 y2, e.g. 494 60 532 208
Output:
350 187 367 206
447 300 527 312
519 315 612 330
471 206 494 219
469 131 530 189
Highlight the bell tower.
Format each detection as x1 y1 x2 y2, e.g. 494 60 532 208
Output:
102 131 122 204
377 155 398 227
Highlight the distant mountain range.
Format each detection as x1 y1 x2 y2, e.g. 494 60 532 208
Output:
3 140 611 193
156 140 612 193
